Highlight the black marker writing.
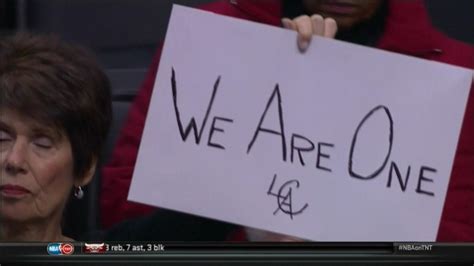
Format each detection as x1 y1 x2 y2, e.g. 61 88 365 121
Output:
416 166 436 197
349 105 437 197
171 67 221 144
290 134 315 166
171 68 234 150
349 105 394 180
316 142 334 172
208 116 234 150
170 70 439 198
387 162 411 191
267 174 309 219
247 84 287 162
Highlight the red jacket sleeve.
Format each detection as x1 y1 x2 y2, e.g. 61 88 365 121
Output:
437 81 474 241
100 48 162 229
435 37 474 241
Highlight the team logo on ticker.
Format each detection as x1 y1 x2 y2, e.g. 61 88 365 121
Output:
84 243 106 253
47 243 75 255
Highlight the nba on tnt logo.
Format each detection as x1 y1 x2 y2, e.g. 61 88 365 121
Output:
47 243 75 255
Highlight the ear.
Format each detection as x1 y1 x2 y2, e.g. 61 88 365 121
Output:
75 157 98 187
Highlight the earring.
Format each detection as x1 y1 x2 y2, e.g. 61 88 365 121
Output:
74 186 84 199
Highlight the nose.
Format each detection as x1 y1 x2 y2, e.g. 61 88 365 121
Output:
2 140 28 175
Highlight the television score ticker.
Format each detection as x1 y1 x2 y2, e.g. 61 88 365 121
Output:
83 242 165 254
1 242 474 265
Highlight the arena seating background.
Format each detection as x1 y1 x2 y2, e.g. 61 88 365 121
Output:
1 0 473 239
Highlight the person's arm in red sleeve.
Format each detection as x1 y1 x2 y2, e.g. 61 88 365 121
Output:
100 47 162 229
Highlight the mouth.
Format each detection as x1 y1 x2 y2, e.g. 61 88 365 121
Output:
0 184 31 198
319 1 359 16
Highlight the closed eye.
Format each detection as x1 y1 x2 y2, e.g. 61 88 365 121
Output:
0 130 12 142
33 136 53 149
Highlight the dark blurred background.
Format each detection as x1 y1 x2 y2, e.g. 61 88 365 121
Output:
1 0 472 239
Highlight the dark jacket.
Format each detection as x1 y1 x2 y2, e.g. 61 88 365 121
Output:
101 0 474 241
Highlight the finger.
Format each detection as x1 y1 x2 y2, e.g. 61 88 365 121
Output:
294 15 313 52
323 17 338 38
310 14 325 36
281 18 296 31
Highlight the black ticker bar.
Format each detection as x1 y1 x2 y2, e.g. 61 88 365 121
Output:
0 242 473 265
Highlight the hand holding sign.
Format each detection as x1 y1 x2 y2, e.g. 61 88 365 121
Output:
282 15 338 52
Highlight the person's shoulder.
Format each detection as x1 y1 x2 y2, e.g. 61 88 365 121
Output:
383 1 473 69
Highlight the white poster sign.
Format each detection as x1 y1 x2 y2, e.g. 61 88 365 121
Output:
129 5 473 241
